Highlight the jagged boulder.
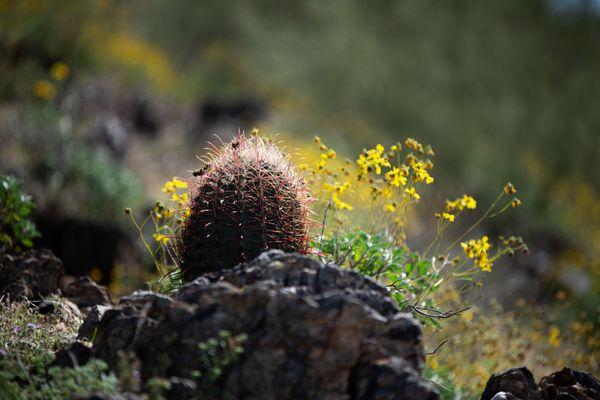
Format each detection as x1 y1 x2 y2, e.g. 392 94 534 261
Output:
88 251 439 400
0 249 64 301
63 276 113 309
481 366 600 400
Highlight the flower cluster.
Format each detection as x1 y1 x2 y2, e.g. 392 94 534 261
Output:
125 177 191 279
33 61 70 101
461 236 492 272
153 177 191 242
357 144 390 176
446 195 477 212
323 181 352 210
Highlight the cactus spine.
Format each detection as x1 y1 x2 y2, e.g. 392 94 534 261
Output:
178 135 311 281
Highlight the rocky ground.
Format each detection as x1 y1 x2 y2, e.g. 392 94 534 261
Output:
1 248 598 399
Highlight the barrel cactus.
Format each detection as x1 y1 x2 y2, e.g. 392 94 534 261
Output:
178 135 311 281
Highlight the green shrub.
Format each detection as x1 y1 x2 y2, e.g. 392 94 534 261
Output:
0 175 39 252
0 357 120 400
318 230 438 308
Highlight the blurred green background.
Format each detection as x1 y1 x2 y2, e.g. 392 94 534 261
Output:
1 0 599 395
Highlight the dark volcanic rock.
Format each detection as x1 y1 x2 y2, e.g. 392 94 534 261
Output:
539 367 600 400
481 367 600 400
78 305 112 340
54 341 92 368
481 367 541 400
63 276 112 309
0 249 63 301
89 251 438 400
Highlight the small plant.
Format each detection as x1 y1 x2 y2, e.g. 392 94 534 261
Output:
318 230 442 310
178 134 311 281
0 357 120 400
0 175 40 253
0 298 81 367
424 294 600 398
128 132 312 288
0 299 119 399
304 137 527 317
195 331 248 397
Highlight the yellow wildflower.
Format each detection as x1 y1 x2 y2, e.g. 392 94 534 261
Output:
163 208 175 219
314 135 322 144
412 161 434 184
384 203 397 212
461 236 493 272
404 187 420 201
152 233 170 244
332 193 352 211
162 180 176 194
173 178 188 189
511 198 522 208
446 195 477 212
324 181 352 210
321 149 336 159
548 326 561 347
385 168 407 187
50 62 70 81
462 195 477 209
357 144 390 175
33 80 56 100
435 212 455 222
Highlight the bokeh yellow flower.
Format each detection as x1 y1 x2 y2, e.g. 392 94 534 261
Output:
461 236 493 271
404 187 420 200
33 80 56 100
50 62 70 81
152 233 170 244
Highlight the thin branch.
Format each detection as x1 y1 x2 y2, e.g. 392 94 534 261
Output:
409 305 471 319
426 339 448 355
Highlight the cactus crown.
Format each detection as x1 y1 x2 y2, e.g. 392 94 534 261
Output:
178 134 311 281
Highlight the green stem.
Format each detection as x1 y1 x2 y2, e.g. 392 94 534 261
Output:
444 190 504 254
128 212 162 275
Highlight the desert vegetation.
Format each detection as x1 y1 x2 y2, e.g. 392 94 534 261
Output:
0 1 598 399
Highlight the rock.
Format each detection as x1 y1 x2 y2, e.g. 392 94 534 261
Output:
481 367 541 400
349 356 440 400
539 367 600 400
165 377 197 400
481 367 600 400
90 251 438 400
63 276 112 309
78 305 112 340
36 295 82 322
0 249 63 301
36 299 56 315
490 392 520 400
180 250 400 318
54 341 92 368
